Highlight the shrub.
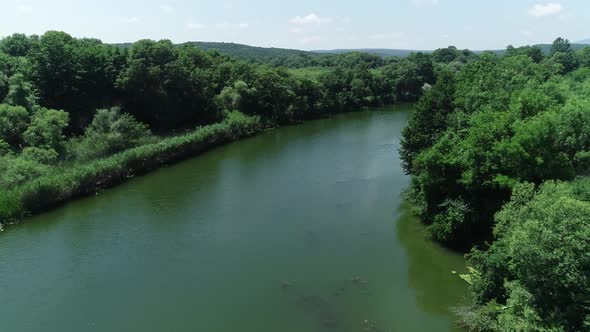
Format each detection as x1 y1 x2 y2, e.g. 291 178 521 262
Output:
23 108 69 153
0 103 29 147
68 108 152 161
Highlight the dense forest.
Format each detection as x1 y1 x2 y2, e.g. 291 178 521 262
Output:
401 37 590 330
0 31 441 228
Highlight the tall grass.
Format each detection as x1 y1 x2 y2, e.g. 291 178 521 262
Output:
0 112 261 227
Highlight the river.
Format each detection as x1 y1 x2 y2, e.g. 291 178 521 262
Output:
0 104 467 332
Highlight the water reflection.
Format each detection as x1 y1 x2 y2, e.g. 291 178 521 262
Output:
396 201 468 329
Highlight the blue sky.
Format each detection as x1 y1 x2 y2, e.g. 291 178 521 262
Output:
0 0 588 50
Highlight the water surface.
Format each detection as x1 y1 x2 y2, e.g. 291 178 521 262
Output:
0 105 467 331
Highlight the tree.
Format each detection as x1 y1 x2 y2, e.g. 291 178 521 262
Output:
433 46 461 64
3 73 37 112
0 33 36 57
117 39 220 129
400 68 456 174
506 45 544 63
28 31 77 111
23 108 69 154
69 108 151 160
578 47 590 67
0 104 29 148
550 37 572 55
550 51 579 74
464 181 590 331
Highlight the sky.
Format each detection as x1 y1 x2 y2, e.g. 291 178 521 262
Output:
0 0 589 50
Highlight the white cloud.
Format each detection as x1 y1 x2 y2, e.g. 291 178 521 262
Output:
122 17 140 24
238 23 249 29
528 3 563 17
17 4 33 14
290 27 304 34
160 4 173 13
290 13 333 25
187 22 206 30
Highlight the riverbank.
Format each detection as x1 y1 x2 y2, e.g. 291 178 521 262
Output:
0 112 262 228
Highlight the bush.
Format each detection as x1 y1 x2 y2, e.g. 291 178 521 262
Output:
23 108 69 153
0 139 10 156
0 154 50 189
20 146 59 164
67 108 152 161
0 103 29 147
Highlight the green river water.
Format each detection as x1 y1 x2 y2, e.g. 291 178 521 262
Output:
0 105 467 332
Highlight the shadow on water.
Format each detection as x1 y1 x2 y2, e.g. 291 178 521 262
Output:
396 200 469 329
288 282 384 332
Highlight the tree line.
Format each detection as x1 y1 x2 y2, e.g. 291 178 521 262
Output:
401 37 590 330
0 30 441 223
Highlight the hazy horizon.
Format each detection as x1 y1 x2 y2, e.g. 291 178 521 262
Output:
1 0 589 50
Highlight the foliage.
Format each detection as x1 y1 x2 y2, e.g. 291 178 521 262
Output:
23 108 69 153
0 104 29 147
0 30 447 229
3 73 38 111
462 181 590 331
401 37 590 329
0 112 260 224
67 108 152 161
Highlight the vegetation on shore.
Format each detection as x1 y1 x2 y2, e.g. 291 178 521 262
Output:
0 30 446 226
0 111 260 225
401 37 590 330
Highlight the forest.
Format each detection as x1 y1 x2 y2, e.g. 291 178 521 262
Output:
0 31 439 227
401 37 590 330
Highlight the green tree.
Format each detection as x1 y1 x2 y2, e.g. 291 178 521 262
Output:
3 73 37 112
0 104 29 148
400 68 456 174
23 108 69 153
28 31 77 111
578 47 590 67
506 45 544 63
464 181 590 331
69 108 151 160
0 33 36 57
550 37 572 55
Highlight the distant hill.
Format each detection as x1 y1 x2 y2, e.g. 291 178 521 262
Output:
112 41 318 63
112 41 590 62
312 48 431 58
314 43 590 58
181 42 315 62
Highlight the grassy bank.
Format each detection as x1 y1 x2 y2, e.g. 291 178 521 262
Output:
0 112 261 229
